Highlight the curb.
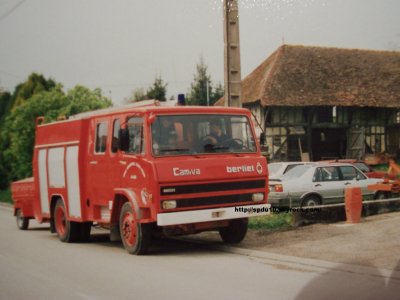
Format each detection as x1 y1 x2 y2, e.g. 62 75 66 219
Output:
209 243 400 281
0 202 13 210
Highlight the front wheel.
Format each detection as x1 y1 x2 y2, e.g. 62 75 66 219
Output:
16 209 29 230
219 218 248 244
119 202 151 255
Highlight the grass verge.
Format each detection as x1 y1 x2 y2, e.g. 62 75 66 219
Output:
249 212 293 230
0 188 12 204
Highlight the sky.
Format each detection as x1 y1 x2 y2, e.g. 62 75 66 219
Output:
0 0 399 106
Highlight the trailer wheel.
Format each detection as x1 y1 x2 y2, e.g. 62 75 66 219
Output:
219 218 248 244
119 202 151 255
54 199 80 243
16 209 29 230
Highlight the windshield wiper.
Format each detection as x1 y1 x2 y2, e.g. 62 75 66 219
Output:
160 148 191 153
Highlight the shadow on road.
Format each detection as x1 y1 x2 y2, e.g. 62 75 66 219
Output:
87 231 221 255
295 260 400 300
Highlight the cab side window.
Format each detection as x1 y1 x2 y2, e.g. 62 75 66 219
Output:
111 119 120 153
95 121 108 153
127 117 144 155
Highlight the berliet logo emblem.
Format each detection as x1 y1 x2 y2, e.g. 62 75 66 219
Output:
256 162 263 174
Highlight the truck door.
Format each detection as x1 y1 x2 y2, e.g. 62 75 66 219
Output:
87 118 116 220
119 116 147 195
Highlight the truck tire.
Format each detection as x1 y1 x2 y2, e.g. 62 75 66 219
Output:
54 199 80 243
119 202 151 255
219 218 248 244
79 222 92 242
16 209 29 230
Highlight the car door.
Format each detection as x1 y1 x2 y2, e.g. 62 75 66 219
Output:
312 166 344 204
339 166 375 200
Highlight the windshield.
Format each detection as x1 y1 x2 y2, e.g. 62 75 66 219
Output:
151 114 257 156
268 163 282 177
281 165 312 181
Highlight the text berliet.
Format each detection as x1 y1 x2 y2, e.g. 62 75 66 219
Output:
226 165 255 173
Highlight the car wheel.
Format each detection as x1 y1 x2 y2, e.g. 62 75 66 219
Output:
300 196 321 219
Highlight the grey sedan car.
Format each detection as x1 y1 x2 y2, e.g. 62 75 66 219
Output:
268 163 382 209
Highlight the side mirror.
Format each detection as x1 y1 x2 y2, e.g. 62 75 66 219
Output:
119 128 130 152
259 132 266 145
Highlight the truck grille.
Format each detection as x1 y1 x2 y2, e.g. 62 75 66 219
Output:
173 193 254 209
159 179 266 211
160 179 265 196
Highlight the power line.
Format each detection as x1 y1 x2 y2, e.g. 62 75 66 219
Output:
0 0 26 24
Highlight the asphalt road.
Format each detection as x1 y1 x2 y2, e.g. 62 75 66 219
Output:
0 204 399 300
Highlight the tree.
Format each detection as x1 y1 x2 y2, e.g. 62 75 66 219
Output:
125 76 168 103
187 57 224 106
1 84 112 185
211 82 225 105
12 73 56 107
146 76 167 101
0 91 12 123
125 88 147 103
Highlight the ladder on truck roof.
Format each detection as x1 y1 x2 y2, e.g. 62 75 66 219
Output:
68 99 175 120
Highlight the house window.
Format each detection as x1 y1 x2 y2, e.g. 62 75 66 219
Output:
365 126 385 153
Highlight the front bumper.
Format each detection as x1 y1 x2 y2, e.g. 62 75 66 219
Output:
157 203 271 226
268 193 300 208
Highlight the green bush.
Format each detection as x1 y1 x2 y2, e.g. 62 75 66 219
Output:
249 212 293 230
0 189 12 204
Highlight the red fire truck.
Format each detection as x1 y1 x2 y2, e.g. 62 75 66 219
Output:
11 101 269 254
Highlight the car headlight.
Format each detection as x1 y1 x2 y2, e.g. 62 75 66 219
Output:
162 200 177 209
252 193 264 202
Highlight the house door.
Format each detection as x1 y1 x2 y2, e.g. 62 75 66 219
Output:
311 128 347 161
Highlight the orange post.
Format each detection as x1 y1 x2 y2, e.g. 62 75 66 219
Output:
345 187 362 224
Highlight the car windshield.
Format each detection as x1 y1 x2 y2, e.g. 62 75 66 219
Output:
281 165 312 181
354 162 370 173
268 163 282 176
151 114 257 156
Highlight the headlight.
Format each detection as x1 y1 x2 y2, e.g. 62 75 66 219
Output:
162 200 177 209
252 193 264 202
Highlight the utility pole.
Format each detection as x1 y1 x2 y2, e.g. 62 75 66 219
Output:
223 0 242 107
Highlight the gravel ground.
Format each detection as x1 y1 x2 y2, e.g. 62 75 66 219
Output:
192 211 400 271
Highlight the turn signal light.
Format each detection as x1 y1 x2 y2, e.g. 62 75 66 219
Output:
272 184 283 192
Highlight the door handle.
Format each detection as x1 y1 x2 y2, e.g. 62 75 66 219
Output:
89 161 98 165
344 182 351 185
314 184 322 187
